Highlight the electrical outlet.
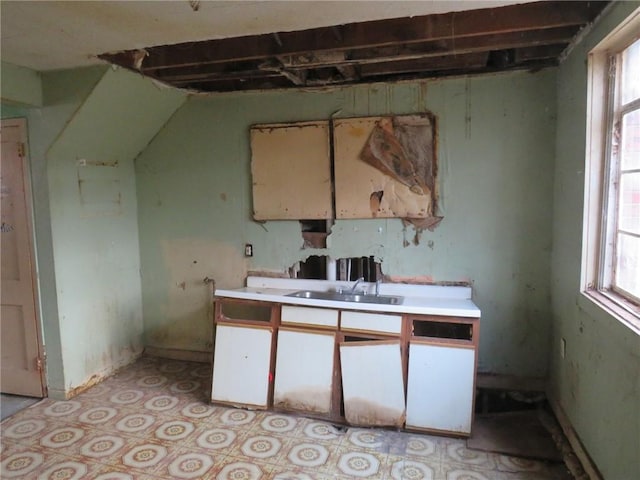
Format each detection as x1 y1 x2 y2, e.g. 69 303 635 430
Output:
561 338 566 359
245 244 253 257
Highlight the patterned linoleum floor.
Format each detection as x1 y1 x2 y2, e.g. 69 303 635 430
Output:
0 356 571 479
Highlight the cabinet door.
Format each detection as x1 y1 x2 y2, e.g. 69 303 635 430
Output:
251 121 332 220
339 341 405 427
211 324 272 408
333 115 436 219
406 342 475 435
274 328 335 414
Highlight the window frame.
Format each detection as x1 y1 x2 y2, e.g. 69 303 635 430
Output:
582 8 640 332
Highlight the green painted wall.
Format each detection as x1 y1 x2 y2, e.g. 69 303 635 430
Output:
1 61 43 106
2 65 106 395
550 2 640 479
136 70 556 377
46 68 185 395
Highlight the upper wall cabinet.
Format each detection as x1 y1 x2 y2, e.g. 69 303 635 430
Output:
333 114 437 219
250 121 332 220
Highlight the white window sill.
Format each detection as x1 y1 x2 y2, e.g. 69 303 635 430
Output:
580 290 640 335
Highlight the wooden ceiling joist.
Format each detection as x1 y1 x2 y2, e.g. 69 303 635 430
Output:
98 1 608 93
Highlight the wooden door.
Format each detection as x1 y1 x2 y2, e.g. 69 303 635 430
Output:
1 118 45 397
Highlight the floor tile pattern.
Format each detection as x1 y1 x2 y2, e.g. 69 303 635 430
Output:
1 357 571 479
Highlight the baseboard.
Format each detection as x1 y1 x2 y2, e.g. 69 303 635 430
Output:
62 348 144 399
547 397 603 480
143 346 211 364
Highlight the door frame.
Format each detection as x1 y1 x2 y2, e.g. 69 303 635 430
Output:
1 117 47 397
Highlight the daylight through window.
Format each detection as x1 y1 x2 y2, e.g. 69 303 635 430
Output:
606 38 640 304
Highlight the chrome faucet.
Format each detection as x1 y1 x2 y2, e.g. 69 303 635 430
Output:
375 279 382 296
349 277 365 294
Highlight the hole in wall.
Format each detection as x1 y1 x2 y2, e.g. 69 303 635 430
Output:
289 255 382 281
300 219 333 249
292 255 327 279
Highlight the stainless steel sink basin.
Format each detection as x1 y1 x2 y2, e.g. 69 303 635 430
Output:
286 290 402 305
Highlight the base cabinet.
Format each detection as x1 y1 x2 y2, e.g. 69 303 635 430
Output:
212 296 479 437
406 342 475 434
274 328 335 414
211 324 272 408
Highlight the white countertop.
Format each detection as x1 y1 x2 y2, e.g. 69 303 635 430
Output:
215 277 481 318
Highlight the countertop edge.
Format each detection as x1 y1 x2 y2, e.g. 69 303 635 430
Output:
215 288 481 318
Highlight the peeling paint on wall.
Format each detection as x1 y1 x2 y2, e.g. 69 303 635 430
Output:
136 72 557 379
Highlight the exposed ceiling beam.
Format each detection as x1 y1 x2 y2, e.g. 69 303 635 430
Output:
99 1 602 72
97 1 608 93
359 53 490 78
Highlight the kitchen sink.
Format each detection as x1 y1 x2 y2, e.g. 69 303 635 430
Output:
286 290 403 305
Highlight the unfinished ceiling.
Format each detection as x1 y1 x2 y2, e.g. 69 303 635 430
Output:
0 1 531 71
98 1 609 93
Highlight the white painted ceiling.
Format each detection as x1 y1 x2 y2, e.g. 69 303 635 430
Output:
1 0 531 71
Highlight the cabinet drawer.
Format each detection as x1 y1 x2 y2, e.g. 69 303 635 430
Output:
340 311 402 335
281 305 339 328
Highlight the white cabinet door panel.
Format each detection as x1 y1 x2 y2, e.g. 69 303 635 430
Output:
406 343 475 434
340 342 405 427
211 324 272 408
274 329 335 413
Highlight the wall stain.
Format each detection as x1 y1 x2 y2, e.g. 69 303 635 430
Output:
155 239 246 352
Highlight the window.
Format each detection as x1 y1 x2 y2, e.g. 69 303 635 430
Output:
605 39 640 302
583 10 640 328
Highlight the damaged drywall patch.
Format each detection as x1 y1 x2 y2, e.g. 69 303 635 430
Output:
66 373 104 399
289 255 383 281
401 216 443 246
386 274 472 287
370 191 384 216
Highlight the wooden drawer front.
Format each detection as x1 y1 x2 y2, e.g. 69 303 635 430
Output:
281 305 338 328
341 311 402 335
